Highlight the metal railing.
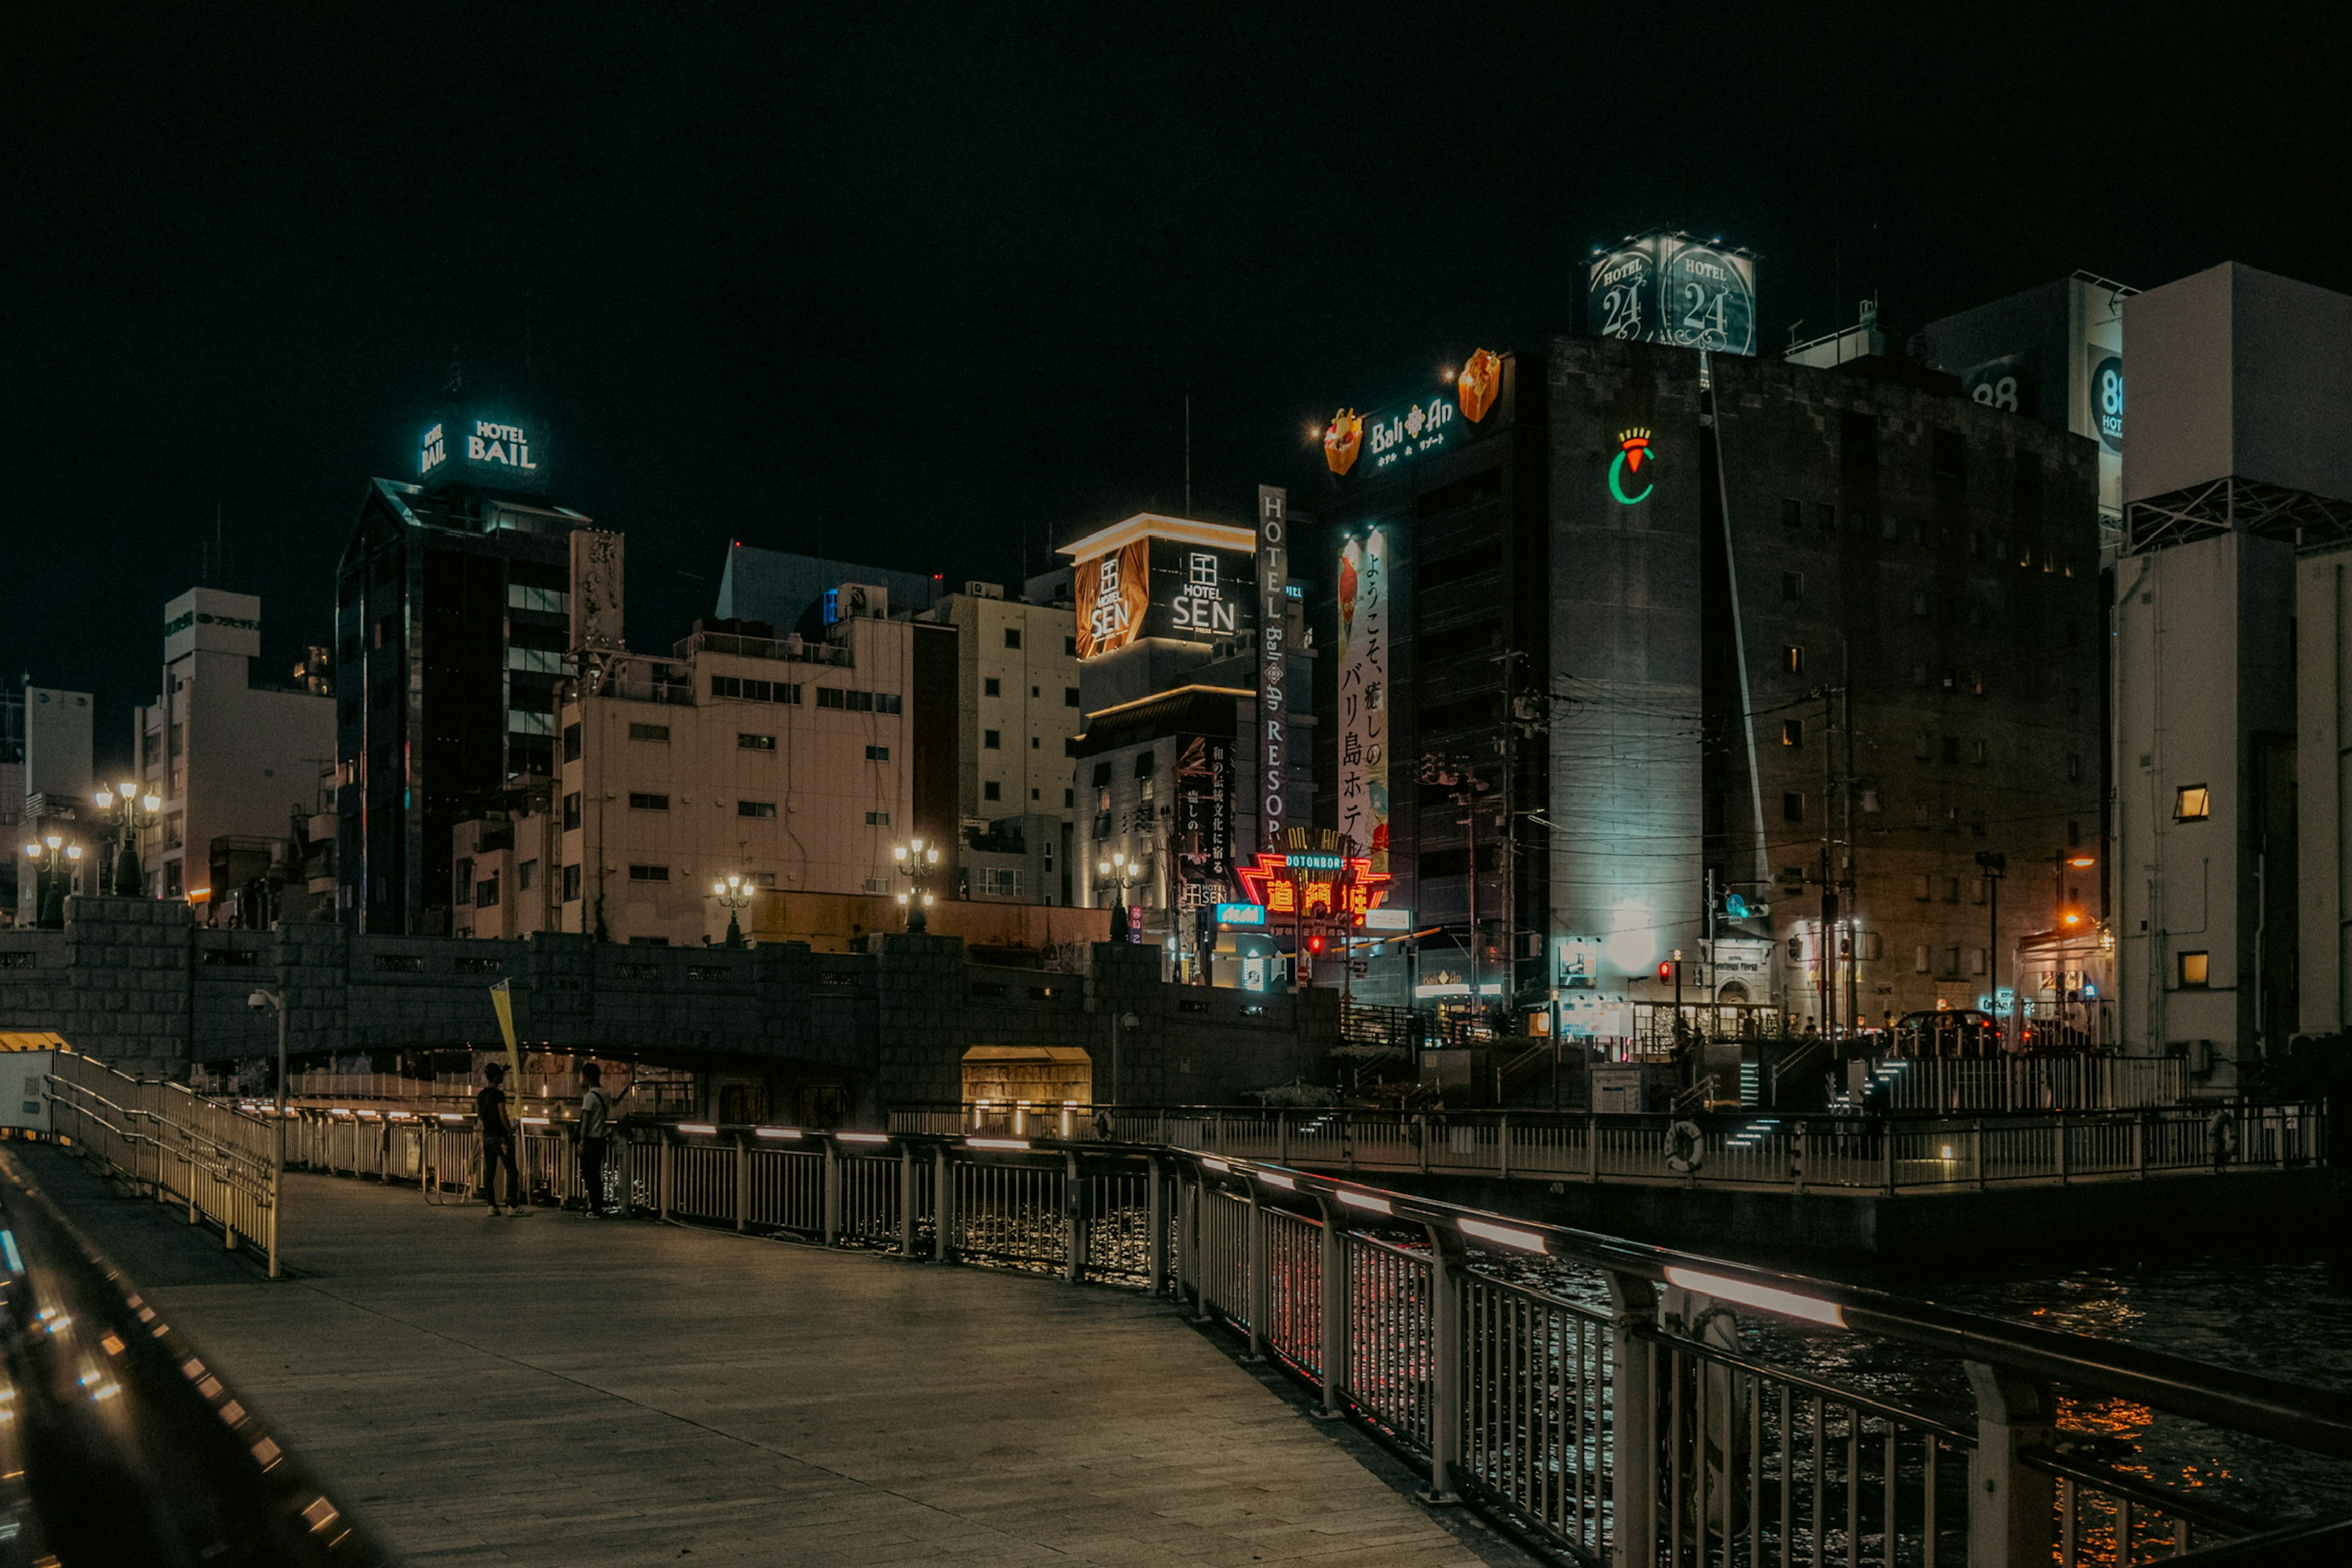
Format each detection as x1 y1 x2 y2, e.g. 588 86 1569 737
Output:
48 1054 281 1276
275 1109 2352 1565
897 1103 2325 1195
1865 1055 2191 1113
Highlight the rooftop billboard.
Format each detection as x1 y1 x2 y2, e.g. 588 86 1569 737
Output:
1586 232 1758 357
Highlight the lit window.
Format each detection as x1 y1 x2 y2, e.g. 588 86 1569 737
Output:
1784 646 1803 673
739 733 775 751
2176 785 2211 821
2179 951 2211 988
1781 720 1802 748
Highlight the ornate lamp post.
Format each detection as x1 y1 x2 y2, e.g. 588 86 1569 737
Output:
710 873 753 949
1096 849 1139 942
22 835 85 929
93 783 161 897
893 837 941 932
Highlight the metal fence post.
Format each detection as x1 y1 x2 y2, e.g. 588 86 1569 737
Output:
821 1139 840 1246
616 1136 635 1219
1498 1112 1510 1180
2057 1114 2071 1186
2133 1111 2147 1179
1606 1269 1659 1567
659 1136 674 1222
932 1144 954 1262
899 1145 918 1257
1881 1117 1896 1196
1314 1196 1349 1420
1975 1118 1988 1191
1185 1174 1212 1322
1964 1360 2057 1567
734 1134 751 1232
1421 1224 1464 1504
1244 1188 1270 1360
1792 1118 1807 1195
1064 1151 1087 1284
1145 1155 1167 1295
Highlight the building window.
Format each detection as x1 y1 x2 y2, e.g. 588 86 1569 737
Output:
712 675 740 698
866 744 889 760
1782 571 1804 602
818 688 844 709
1784 646 1803 674
1782 792 1804 823
1065 686 1081 707
454 858 473 900
740 733 775 750
563 791 582 831
984 729 1002 750
628 864 669 882
865 810 891 826
1064 789 1074 807
1933 429 1967 487
984 780 1002 802
2065 753 2081 782
1064 737 1077 755
476 875 500 908
1030 736 1041 749
564 722 583 761
1781 720 1802 748
1813 502 1836 534
978 867 1022 897
1781 498 1802 531
2176 785 2211 821
1913 944 1931 973
562 863 581 902
984 677 1002 697
1004 627 1023 649
2179 951 2211 988
1065 636 1078 655
628 792 669 811
1942 736 1961 765
518 860 537 891
739 800 777 819
1913 875 1930 901
628 723 671 742
1972 739 1988 766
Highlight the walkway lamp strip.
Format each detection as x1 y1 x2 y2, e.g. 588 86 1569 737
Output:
1332 1189 1392 1215
754 1127 801 1139
676 1123 717 1136
1663 1265 1846 1327
1456 1216 1548 1254
836 1132 889 1144
967 1137 1030 1150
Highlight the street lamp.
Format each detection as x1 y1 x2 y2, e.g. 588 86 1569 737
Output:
1096 850 1139 942
93 784 162 898
893 837 940 932
22 836 83 930
710 873 754 949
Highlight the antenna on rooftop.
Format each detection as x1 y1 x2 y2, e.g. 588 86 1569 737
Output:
201 504 235 589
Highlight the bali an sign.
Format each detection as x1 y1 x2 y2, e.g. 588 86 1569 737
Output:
1321 349 1507 484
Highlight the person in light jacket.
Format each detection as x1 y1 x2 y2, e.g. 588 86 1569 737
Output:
579 1061 617 1216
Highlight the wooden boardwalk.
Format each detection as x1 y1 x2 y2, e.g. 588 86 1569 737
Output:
51 1159 1517 1568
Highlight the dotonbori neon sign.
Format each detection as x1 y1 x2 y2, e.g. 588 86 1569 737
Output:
1609 427 1655 505
1234 851 1393 919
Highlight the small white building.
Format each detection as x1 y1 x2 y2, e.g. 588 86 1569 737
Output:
135 588 335 917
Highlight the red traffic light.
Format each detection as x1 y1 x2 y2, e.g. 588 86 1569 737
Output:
1657 960 1676 983
1306 934 1325 954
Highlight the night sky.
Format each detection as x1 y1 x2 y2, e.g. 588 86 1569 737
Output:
7 6 2337 777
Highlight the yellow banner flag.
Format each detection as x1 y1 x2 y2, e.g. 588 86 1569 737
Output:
488 979 522 1095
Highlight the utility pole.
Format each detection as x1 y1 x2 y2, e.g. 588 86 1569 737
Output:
1977 850 2007 1050
1819 686 1838 1040
1842 641 1860 1036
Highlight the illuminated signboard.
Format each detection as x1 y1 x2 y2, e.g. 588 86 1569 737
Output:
1321 349 1508 484
1360 906 1412 932
1173 734 1235 908
1609 429 1656 505
1336 526 1390 865
418 410 551 496
1234 850 1392 919
1257 487 1289 850
1587 232 1758 357
1215 902 1266 927
1063 515 1256 658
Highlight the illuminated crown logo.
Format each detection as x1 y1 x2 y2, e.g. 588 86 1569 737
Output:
1618 426 1651 448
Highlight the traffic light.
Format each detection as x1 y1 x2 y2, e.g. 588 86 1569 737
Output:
1306 933 1326 955
1656 959 1676 984
1723 892 1749 919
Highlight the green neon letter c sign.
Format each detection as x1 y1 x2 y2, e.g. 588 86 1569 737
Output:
1608 449 1654 505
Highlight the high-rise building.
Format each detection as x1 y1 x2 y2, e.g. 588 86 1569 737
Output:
1305 331 2103 1039
2113 263 2352 1084
135 587 335 916
334 408 595 933
3 682 96 925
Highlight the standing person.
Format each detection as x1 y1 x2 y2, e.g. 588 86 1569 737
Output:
578 1061 616 1217
477 1061 527 1215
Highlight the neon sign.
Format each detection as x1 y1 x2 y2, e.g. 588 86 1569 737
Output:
1234 851 1392 919
1609 428 1655 505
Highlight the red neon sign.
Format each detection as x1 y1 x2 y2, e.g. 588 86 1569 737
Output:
1234 851 1392 922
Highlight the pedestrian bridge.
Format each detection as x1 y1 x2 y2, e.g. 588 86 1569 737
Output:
21 1054 2352 1567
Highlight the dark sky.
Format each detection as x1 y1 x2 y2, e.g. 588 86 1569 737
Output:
7 5 2340 776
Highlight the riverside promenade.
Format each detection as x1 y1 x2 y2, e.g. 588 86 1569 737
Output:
30 1150 1517 1568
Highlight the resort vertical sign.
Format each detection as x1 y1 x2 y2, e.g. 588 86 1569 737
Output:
1257 486 1289 851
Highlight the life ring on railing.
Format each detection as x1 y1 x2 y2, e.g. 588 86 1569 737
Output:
1665 1120 1705 1174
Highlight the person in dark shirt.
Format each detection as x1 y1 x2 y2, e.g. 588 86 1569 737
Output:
476 1063 527 1215
577 1061 616 1216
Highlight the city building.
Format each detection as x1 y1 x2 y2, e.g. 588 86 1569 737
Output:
919 579 1085 905
2112 263 2352 1084
1303 326 2103 1040
3 682 96 925
450 592 926 946
134 587 334 918
1063 512 1318 978
335 407 597 933
715 541 943 634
